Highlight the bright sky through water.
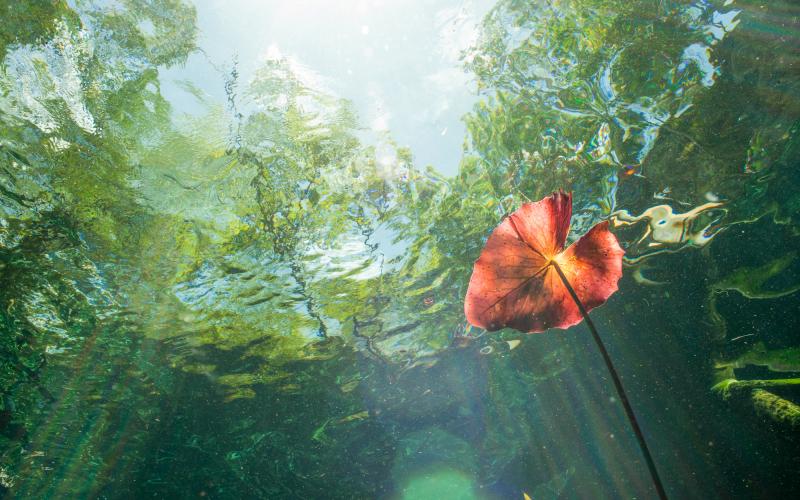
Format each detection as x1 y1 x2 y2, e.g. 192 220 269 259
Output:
160 0 495 176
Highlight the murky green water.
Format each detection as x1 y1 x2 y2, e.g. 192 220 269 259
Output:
1 0 799 498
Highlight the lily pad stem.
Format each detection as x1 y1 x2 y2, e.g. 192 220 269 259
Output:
551 260 668 500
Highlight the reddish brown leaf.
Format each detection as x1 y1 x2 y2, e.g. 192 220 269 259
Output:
464 191 624 333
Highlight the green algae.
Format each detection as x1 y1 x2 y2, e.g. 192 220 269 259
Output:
713 379 800 430
715 344 800 380
712 253 800 300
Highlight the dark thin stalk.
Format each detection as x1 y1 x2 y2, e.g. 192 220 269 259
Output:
552 261 668 500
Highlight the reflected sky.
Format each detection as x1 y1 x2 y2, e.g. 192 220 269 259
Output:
160 0 495 176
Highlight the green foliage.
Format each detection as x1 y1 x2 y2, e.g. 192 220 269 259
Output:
0 1 78 56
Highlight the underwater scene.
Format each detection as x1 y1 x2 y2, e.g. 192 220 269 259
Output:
1 0 799 498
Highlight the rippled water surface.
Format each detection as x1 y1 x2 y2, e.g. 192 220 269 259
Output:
1 0 799 498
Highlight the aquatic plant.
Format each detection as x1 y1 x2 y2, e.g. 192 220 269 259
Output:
465 191 666 499
713 378 800 431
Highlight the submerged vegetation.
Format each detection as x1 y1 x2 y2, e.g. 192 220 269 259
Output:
0 0 798 497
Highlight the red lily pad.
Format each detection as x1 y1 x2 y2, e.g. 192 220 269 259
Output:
464 191 624 333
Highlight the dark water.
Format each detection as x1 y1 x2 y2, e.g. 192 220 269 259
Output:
1 0 799 498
